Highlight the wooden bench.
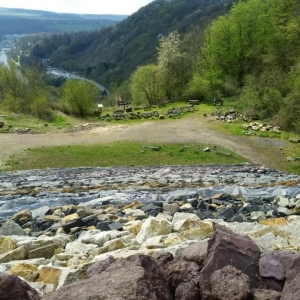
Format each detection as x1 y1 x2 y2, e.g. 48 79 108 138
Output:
189 100 200 105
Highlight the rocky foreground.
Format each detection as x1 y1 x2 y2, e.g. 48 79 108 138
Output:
1 164 300 299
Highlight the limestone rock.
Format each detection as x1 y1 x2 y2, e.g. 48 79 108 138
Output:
172 212 204 232
28 244 56 259
13 209 32 222
0 236 16 254
9 263 38 282
36 266 62 289
0 273 40 300
259 218 287 226
136 218 173 244
0 246 27 263
102 238 126 253
122 220 142 236
42 254 173 300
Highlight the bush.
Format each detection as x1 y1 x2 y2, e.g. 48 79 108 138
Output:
30 96 54 122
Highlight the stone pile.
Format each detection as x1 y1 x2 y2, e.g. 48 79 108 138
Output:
1 164 300 299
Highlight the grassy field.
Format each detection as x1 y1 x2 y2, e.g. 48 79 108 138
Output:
4 142 247 171
1 101 300 173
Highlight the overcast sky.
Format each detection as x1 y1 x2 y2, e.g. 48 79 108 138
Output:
0 0 154 15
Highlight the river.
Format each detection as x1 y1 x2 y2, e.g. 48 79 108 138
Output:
0 48 10 66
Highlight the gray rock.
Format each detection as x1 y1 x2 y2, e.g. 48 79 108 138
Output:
0 220 26 236
278 207 292 216
31 206 50 221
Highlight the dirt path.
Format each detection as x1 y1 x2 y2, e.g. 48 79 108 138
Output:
0 117 286 170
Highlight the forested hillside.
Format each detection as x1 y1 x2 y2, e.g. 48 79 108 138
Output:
16 0 236 89
7 0 300 133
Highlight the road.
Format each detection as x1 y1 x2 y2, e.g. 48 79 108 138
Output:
47 67 109 94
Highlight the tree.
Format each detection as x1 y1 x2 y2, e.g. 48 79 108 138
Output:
61 79 100 116
130 64 163 106
157 31 189 100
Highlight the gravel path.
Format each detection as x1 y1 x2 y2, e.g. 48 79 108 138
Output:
0 117 286 170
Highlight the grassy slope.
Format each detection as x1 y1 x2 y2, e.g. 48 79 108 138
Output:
1 102 300 173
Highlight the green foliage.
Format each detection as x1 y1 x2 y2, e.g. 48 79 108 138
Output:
0 64 55 121
16 0 235 91
30 96 54 122
130 64 163 106
157 31 190 100
61 79 100 117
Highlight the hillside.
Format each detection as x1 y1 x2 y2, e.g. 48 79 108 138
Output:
0 7 127 35
15 0 237 89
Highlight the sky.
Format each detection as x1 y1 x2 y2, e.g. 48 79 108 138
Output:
0 0 154 15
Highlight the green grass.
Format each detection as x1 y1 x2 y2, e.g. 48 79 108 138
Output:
3 142 247 171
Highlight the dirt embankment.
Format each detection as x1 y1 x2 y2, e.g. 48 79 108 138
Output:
0 117 287 170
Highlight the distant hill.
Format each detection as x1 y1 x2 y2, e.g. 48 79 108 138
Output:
15 0 237 89
0 7 127 34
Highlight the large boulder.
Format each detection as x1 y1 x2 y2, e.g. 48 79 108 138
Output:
163 259 200 294
281 272 300 300
181 240 208 268
210 265 250 300
42 254 173 300
0 273 40 300
199 223 261 300
259 252 284 280
86 255 115 278
175 281 200 300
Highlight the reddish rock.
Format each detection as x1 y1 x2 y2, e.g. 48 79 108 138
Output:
181 240 208 268
259 252 284 280
0 273 40 300
163 259 200 293
175 281 200 300
285 266 300 287
152 251 174 273
199 223 261 300
251 289 281 300
210 265 250 300
281 272 300 300
42 254 173 300
276 251 300 275
86 255 115 278
257 277 283 292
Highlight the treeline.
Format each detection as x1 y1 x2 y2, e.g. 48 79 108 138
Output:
0 63 101 120
129 0 300 132
15 0 236 89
